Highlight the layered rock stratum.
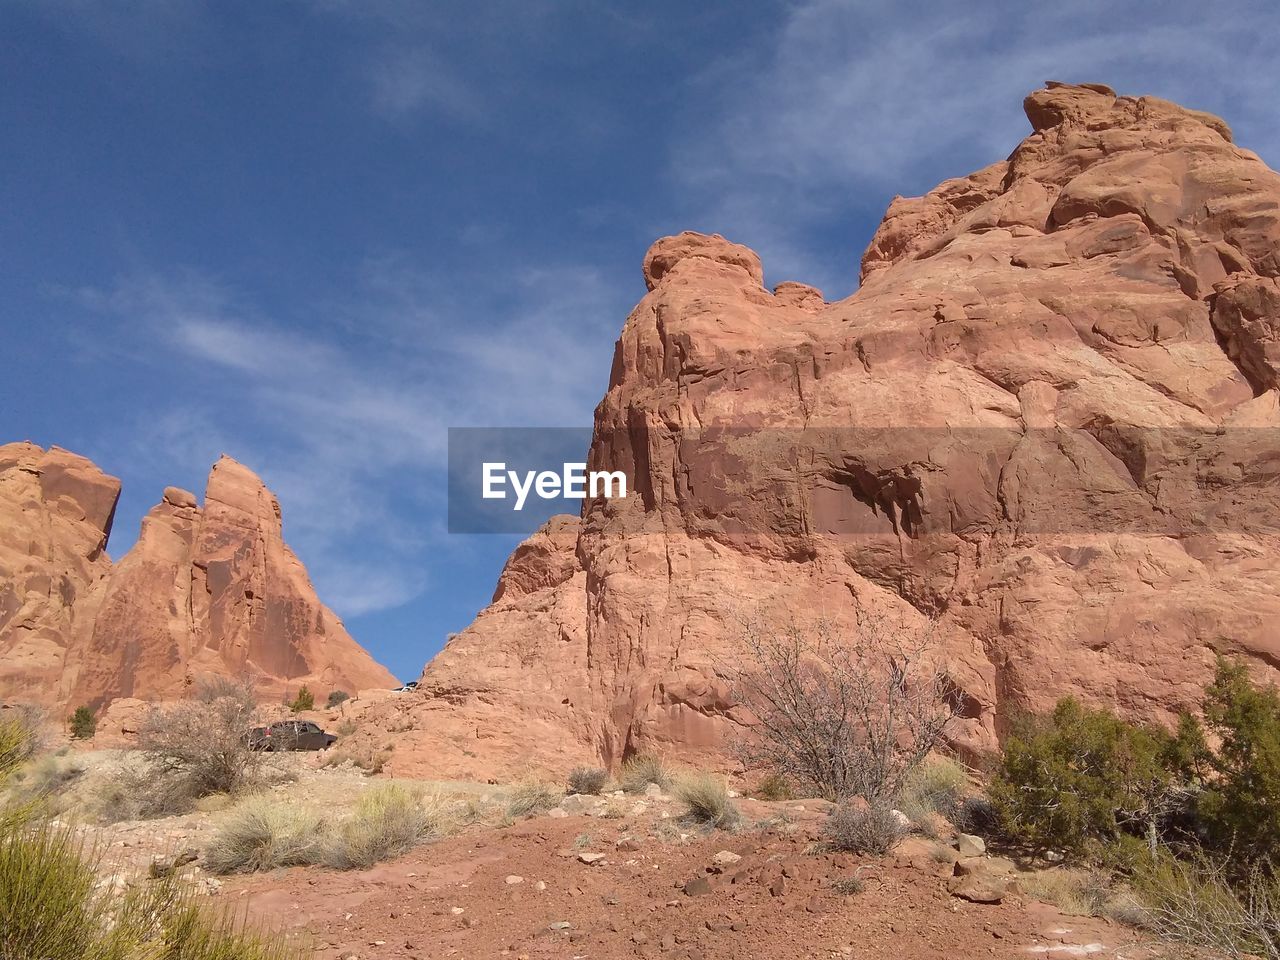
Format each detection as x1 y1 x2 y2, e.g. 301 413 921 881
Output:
0 443 395 709
349 83 1280 780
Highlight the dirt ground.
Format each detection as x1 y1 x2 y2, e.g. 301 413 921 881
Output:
230 797 1170 960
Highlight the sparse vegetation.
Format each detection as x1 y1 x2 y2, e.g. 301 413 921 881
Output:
567 766 608 795
321 742 390 775
207 784 447 875
0 705 46 774
831 875 866 895
734 613 961 804
0 810 307 959
205 796 327 874
8 753 85 806
823 801 905 855
136 678 264 814
1019 867 1119 919
1132 851 1280 959
323 783 442 870
326 690 350 709
751 771 795 801
69 705 96 740
289 686 315 713
673 772 740 830
898 755 969 831
618 753 672 794
505 780 560 819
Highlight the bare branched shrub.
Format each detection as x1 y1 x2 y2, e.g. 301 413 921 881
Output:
567 767 608 795
824 801 905 855
137 678 263 806
734 613 962 804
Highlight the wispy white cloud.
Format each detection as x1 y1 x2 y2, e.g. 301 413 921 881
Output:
674 0 1280 296
369 48 485 121
76 257 624 618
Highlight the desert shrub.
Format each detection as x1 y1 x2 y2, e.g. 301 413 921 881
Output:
899 755 969 828
1133 851 1280 959
0 705 46 779
320 742 389 774
673 772 740 829
830 875 866 895
951 794 999 836
752 771 795 801
1196 658 1280 862
989 697 1192 857
289 686 315 713
0 812 307 959
204 796 327 874
323 784 442 870
9 754 85 805
1020 867 1118 918
326 690 350 709
567 767 608 795
335 719 357 737
69 706 96 740
824 801 905 855
734 614 961 804
505 780 560 818
618 753 672 794
138 679 264 806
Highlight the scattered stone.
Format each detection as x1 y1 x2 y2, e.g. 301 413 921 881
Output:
549 921 571 932
712 850 742 867
956 833 987 858
578 852 606 865
504 875 524 885
683 876 713 897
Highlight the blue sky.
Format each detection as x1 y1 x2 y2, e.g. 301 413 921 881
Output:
3 0 1277 682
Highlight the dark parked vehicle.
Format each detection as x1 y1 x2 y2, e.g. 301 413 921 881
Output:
246 720 337 752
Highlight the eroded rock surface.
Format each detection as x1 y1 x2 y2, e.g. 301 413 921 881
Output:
354 83 1280 779
0 448 395 709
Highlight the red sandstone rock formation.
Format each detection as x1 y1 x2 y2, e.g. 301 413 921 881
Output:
354 83 1280 780
0 446 395 709
0 443 120 705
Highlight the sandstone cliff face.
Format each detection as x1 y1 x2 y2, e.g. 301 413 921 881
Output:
358 83 1280 780
0 447 395 709
0 443 120 705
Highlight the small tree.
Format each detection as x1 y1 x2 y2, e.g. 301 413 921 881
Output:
733 612 961 804
289 686 315 713
1198 657 1280 862
68 707 96 740
326 690 350 709
989 697 1195 857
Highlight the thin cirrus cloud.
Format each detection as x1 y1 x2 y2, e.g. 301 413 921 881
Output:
674 0 1280 295
74 259 625 616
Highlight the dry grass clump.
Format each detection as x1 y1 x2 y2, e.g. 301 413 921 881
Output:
618 753 672 794
898 755 969 828
323 784 443 870
6 753 85 808
673 772 741 830
751 771 795 802
207 784 448 875
505 780 560 819
204 796 327 875
567 767 608 796
1020 866 1119 918
1131 853 1280 959
824 801 905 855
320 742 391 775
